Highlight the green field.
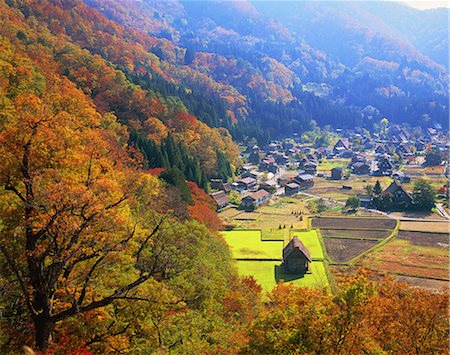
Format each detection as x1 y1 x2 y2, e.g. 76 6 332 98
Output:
236 261 329 291
222 229 329 290
290 230 324 259
222 230 282 259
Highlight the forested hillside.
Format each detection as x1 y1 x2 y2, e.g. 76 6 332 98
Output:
0 0 448 353
85 0 449 138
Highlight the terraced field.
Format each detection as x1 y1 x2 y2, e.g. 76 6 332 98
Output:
323 238 378 263
320 229 391 240
312 217 396 229
397 231 449 248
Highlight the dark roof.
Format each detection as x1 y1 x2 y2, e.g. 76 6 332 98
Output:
283 237 312 262
383 181 412 200
384 181 403 195
238 177 256 185
296 174 314 181
210 191 229 206
331 167 343 172
353 162 368 168
286 182 300 189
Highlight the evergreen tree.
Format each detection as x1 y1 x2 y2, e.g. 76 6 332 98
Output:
373 180 382 196
160 167 193 204
412 179 436 211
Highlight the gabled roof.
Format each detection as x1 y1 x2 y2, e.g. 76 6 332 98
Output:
283 237 312 262
384 181 403 195
238 177 256 185
244 189 270 201
335 138 351 150
210 191 229 206
286 182 300 189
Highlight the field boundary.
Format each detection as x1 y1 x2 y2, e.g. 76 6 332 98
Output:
236 258 282 261
322 235 384 242
348 219 401 264
398 229 449 235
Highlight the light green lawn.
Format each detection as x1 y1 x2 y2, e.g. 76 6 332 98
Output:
290 230 324 259
236 260 329 291
221 230 283 259
222 229 324 260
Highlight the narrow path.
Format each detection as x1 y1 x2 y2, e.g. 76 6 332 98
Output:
435 203 450 220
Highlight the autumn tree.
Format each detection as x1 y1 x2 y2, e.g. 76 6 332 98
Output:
0 66 184 351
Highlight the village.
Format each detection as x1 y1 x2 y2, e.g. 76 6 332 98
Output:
211 125 449 291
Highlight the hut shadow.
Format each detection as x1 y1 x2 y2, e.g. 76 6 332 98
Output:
274 264 305 283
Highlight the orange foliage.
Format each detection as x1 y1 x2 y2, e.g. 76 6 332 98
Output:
187 181 223 231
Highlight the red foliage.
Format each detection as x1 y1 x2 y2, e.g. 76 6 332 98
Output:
145 168 165 176
187 181 223 231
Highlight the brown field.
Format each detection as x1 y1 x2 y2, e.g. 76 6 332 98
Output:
233 212 260 220
357 239 449 280
397 231 448 248
321 229 391 240
219 208 243 218
395 275 449 291
400 221 449 233
323 238 378 263
312 217 396 230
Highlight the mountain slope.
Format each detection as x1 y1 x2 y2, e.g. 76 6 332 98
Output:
85 0 449 132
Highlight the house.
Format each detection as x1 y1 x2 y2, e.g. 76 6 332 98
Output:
358 194 372 208
273 152 289 165
303 161 318 175
392 172 411 184
383 181 412 205
333 139 351 155
240 189 270 210
236 177 257 191
282 237 312 274
374 144 389 155
396 144 413 157
373 157 393 176
242 170 263 182
260 179 277 193
259 156 279 174
331 167 343 180
210 178 224 190
210 191 230 211
352 162 370 175
294 174 314 190
340 149 354 158
285 182 301 196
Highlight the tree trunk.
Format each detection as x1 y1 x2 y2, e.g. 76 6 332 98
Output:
34 314 54 351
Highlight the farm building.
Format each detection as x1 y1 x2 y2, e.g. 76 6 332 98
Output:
210 191 230 211
333 139 351 155
294 174 314 190
331 167 343 180
282 237 312 274
285 182 301 196
240 189 270 210
383 181 412 205
236 177 257 191
352 162 370 175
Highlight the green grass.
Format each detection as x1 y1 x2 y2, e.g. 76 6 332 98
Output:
290 230 324 259
236 260 329 291
222 229 329 290
222 230 283 259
